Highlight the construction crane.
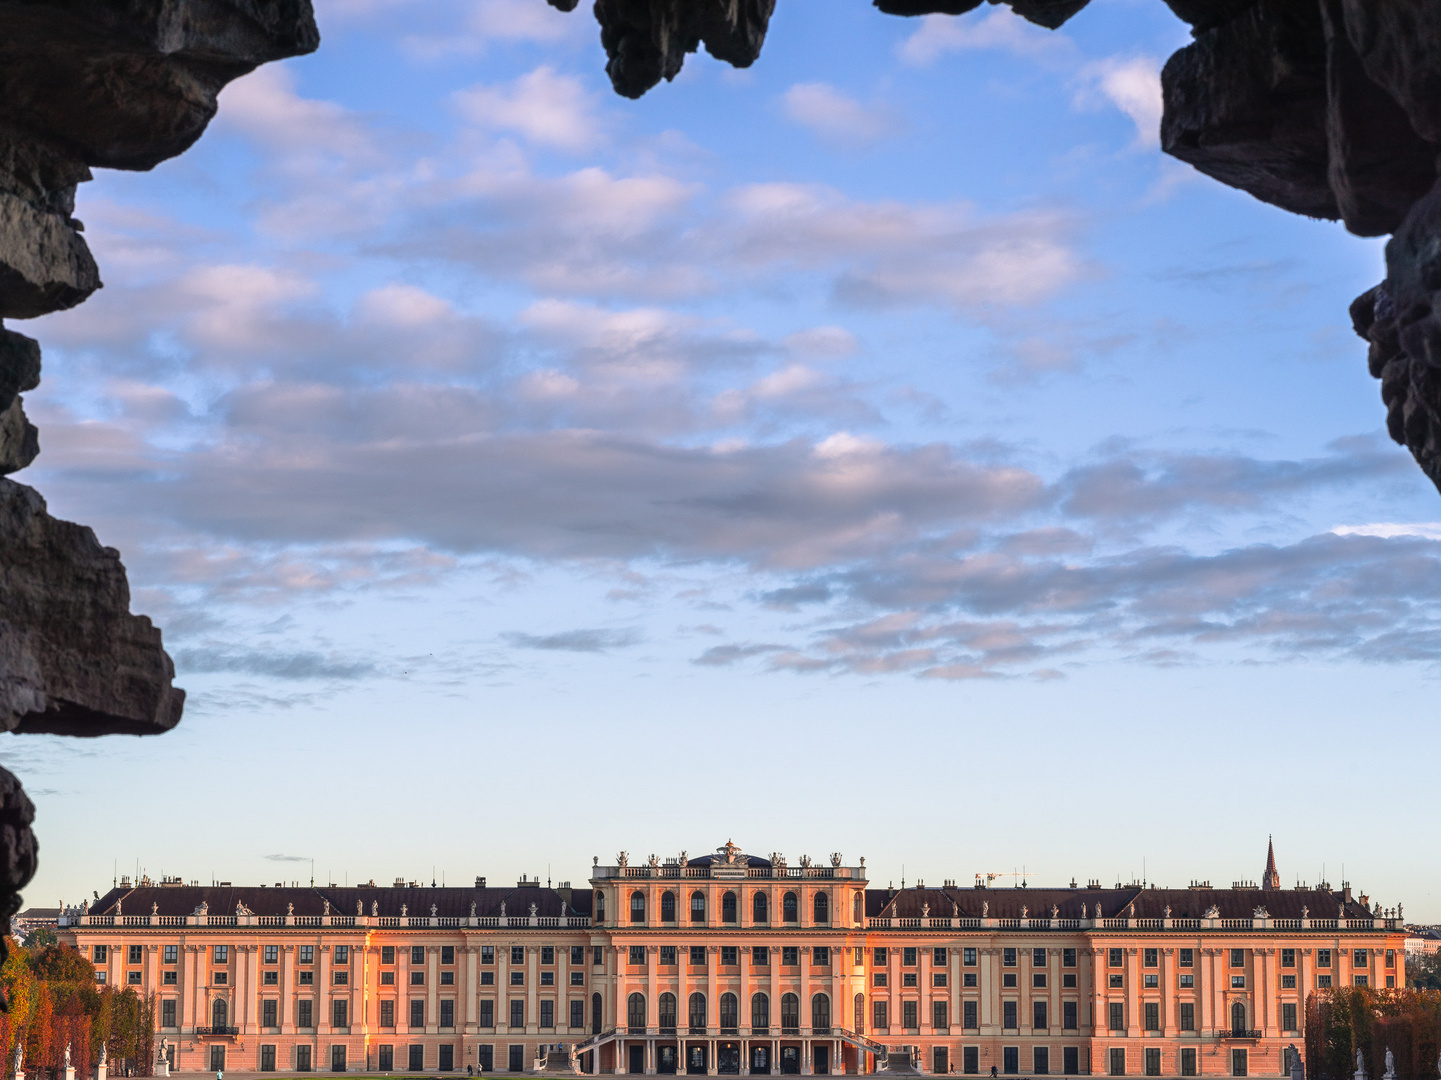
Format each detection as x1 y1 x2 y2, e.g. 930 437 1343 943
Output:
975 869 1028 888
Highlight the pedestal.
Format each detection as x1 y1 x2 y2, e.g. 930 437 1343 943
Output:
64 1068 75 1080
157 1062 170 1078
97 1065 107 1080
1355 1070 1368 1080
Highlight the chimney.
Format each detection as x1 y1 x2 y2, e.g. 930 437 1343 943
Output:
474 877 486 888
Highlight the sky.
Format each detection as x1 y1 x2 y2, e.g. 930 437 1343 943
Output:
8 0 1441 920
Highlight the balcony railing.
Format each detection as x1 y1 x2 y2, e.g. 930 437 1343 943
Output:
194 1027 239 1037
1220 1030 1263 1040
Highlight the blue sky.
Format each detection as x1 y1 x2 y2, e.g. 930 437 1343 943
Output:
11 0 1440 919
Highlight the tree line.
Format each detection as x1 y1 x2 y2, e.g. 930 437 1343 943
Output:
0 941 155 1080
1306 987 1441 1080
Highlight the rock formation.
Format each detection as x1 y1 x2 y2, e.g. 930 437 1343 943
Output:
0 0 318 993
554 0 1441 493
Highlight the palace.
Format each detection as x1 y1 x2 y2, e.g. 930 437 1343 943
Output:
60 841 1405 1078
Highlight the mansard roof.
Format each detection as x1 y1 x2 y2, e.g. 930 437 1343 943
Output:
90 883 590 919
685 854 772 868
867 885 1372 921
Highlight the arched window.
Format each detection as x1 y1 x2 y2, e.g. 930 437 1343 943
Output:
628 993 647 1030
753 892 768 923
780 993 799 1032
661 891 676 922
853 891 864 925
690 891 706 923
722 891 738 923
752 993 770 1031
1231 1002 1247 1036
811 994 830 1032
720 993 738 1031
814 892 829 923
595 891 605 924
688 993 707 1032
592 993 603 1035
659 993 677 1031
855 994 865 1035
630 890 645 923
783 892 798 923
212 998 228 1029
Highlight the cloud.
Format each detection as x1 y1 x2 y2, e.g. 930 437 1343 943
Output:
897 9 1076 68
1333 522 1441 540
692 643 787 666
1075 56 1164 149
503 628 643 652
263 854 311 863
782 83 896 146
174 648 379 680
455 67 605 153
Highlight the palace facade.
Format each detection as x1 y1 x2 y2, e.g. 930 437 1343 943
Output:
60 841 1405 1078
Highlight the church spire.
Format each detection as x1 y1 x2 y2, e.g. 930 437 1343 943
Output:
1263 835 1279 890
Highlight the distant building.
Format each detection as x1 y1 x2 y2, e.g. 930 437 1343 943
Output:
60 841 1405 1077
1403 929 1441 956
13 905 63 944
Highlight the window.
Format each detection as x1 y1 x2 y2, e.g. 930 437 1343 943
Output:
298 1046 313 1073
1034 1001 1048 1030
128 971 141 984
1109 1003 1124 1031
1062 1002 1077 1030
1034 948 1048 966
443 971 456 985
1108 975 1123 989
165 945 178 963
1108 948 1123 968
411 971 424 985
1003 1002 1018 1029
1004 948 1017 967
652 992 675 1030
1282 975 1296 989
1180 1004 1194 1031
510 999 524 1028
752 946 769 966
1063 973 1077 988
412 1000 425 1028
1231 976 1246 989
1353 949 1369 967
1005 1047 1020 1076
1063 948 1076 967
510 971 522 985
300 945 314 963
480 972 493 986
661 891 676 921
875 948 889 965
380 1000 395 1028
409 1047 424 1072
689 992 708 1032
753 892 768 922
298 999 313 1029
1231 1002 1247 1035
872 1000 888 1032
1281 949 1295 968
1317 975 1332 988
691 946 707 966
509 1047 524 1073
213 972 229 985
539 1000 553 1029
1145 1049 1161 1077
332 945 347 964
1109 1049 1126 1077
934 948 948 966
1036 1048 1050 1076
1143 975 1157 988
1064 1048 1080 1077
854 892 864 925
751 993 769 1030
1181 1049 1197 1077
1387 975 1395 988
964 1001 978 1029
935 1050 950 1076
1179 975 1193 987
902 1001 918 1030
480 1000 494 1028
629 946 646 966
1143 1003 1158 1031
440 945 455 965
595 892 605 925
334 971 350 985
691 891 706 923
783 892 798 923
1143 948 1157 968
1230 949 1245 968
721 946 739 966
628 993 647 1030
438 1045 454 1073
215 945 229 963
1034 973 1048 988
1179 949 1193 967
1318 949 1332 967
1354 975 1369 987
723 891 738 923
377 1047 392 1073
781 994 800 1032
93 945 108 963
903 947 918 966
263 1000 278 1027
903 973 917 987
814 892 829 923
658 945 676 966
964 1047 979 1075
782 946 799 966
127 944 142 964
1003 973 1018 988
1386 950 1395 969
330 1046 346 1073
855 993 865 1034
511 946 524 964
161 1000 176 1028
964 948 977 966
721 992 739 1030
933 1001 948 1030
964 973 977 987
934 973 948 987
333 999 349 1029
441 1000 455 1028
1283 1004 1297 1031
478 1047 494 1073
261 1045 276 1072
571 1000 585 1029
813 946 830 966
630 890 645 923
1231 1050 1247 1078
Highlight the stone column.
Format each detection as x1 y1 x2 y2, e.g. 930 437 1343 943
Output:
466 946 479 1032
1124 948 1138 1038
919 947 931 1037
319 944 332 1034
430 945 441 1034
181 945 197 1031
400 944 412 1035
282 945 295 1034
